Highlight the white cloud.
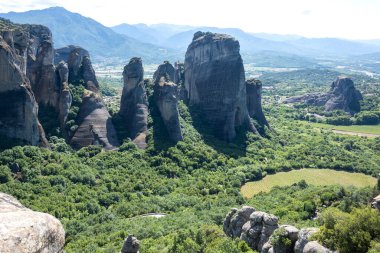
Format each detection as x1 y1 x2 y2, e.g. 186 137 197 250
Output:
0 0 380 40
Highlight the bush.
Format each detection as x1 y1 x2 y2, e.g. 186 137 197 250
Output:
317 207 380 253
326 116 353 126
355 112 380 125
0 165 11 183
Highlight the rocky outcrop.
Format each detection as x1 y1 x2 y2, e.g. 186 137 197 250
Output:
224 206 334 253
223 206 256 238
153 61 183 142
246 78 269 128
294 228 333 253
174 62 187 101
55 45 119 149
70 90 119 150
0 192 65 253
56 61 72 129
121 235 140 253
26 25 59 107
284 77 363 115
184 31 256 141
262 225 299 253
240 211 280 252
0 24 47 146
119 58 148 149
324 77 362 113
372 195 380 212
55 45 99 92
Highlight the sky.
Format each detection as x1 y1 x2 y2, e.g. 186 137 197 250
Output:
0 0 380 40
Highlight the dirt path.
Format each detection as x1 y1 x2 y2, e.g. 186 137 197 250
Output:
332 130 380 138
129 213 167 219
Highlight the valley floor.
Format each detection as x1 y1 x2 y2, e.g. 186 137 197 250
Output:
301 121 380 137
241 168 377 199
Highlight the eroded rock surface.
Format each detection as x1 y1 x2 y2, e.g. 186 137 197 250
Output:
55 45 99 92
246 78 269 128
0 192 65 253
224 206 334 253
153 61 183 142
119 57 148 148
70 91 119 150
26 25 59 107
184 31 256 140
55 61 72 129
0 23 47 146
284 77 363 115
121 235 140 253
55 45 119 149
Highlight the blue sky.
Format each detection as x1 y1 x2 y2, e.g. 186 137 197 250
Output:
0 0 379 40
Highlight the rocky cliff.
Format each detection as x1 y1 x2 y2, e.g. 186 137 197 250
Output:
0 20 48 146
0 192 65 253
26 25 59 108
55 45 119 150
55 61 72 129
184 31 256 141
284 77 363 115
246 78 270 128
223 206 333 253
55 45 99 92
119 58 149 149
153 61 183 142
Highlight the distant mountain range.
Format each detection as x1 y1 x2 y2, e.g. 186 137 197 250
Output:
1 7 380 64
0 7 180 63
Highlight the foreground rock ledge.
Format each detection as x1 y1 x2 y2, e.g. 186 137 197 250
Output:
0 192 65 253
223 206 334 253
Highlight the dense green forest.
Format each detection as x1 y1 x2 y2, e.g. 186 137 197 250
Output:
1 69 380 252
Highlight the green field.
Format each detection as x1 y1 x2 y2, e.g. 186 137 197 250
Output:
301 121 380 136
241 169 377 199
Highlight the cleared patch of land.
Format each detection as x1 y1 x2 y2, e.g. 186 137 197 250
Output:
302 121 380 137
241 169 376 199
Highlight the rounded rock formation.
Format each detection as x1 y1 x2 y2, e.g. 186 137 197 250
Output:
0 192 65 253
121 235 140 253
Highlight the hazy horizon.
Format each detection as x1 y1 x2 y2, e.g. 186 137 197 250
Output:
1 0 380 40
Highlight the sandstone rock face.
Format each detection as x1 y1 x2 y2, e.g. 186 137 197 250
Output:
184 31 256 140
324 77 362 114
246 78 269 127
56 61 72 128
26 25 59 107
284 77 362 115
153 61 175 82
174 62 187 101
70 91 119 150
0 192 65 253
55 45 99 92
119 58 148 148
154 61 183 142
240 211 280 252
121 235 140 253
0 27 47 146
223 206 255 238
55 45 119 149
224 206 334 253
